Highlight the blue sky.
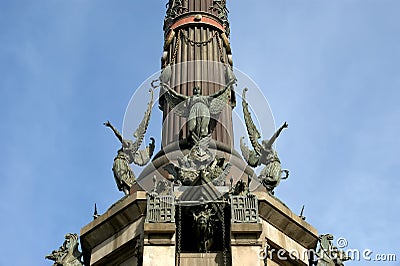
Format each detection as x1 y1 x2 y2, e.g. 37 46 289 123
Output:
1 1 399 265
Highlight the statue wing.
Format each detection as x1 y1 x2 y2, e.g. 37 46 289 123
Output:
208 66 238 113
132 137 155 166
163 85 190 117
240 137 260 167
224 64 237 86
242 88 263 155
129 89 154 154
209 85 231 115
159 64 172 84
212 162 231 186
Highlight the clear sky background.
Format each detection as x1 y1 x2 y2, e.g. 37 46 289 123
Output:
1 1 399 265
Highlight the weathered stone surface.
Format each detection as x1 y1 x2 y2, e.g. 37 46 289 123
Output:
231 223 263 234
144 223 176 234
143 222 176 266
91 218 144 265
143 246 175 266
261 220 310 266
266 259 280 266
80 191 147 265
231 223 262 245
255 191 319 250
231 246 263 266
179 253 224 266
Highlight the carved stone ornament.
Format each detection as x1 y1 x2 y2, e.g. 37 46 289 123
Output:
105 89 155 195
45 233 83 266
240 88 289 194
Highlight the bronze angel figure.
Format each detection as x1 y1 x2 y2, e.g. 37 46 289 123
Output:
45 233 83 266
104 89 155 195
161 69 236 140
240 88 289 194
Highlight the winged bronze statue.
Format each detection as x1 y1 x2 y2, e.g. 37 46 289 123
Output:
240 88 289 194
104 89 155 195
45 233 83 266
161 69 236 140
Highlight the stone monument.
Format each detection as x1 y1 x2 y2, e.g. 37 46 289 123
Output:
47 1 347 265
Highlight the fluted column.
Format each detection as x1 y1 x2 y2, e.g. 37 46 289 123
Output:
159 0 235 149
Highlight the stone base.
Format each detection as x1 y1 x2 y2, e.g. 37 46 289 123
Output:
231 246 264 266
80 189 318 266
80 191 147 265
143 223 176 266
179 253 225 266
143 246 175 266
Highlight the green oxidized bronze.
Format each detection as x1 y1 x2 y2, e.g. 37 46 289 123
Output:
163 136 231 186
317 234 351 266
240 88 289 194
164 0 188 31
105 89 155 195
209 0 230 36
162 79 235 141
150 175 173 196
45 233 83 266
231 179 251 197
191 205 216 253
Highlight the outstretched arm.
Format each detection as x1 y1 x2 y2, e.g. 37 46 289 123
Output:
104 121 123 143
266 122 288 147
162 83 187 99
208 78 235 100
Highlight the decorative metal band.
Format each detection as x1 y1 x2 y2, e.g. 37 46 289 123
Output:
170 15 225 33
165 0 188 21
164 0 231 36
209 0 229 25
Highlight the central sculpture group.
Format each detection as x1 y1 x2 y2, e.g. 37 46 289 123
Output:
104 64 289 197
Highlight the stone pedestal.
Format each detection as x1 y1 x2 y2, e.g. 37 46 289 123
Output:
179 253 224 266
80 191 147 265
228 191 318 266
80 190 318 266
255 191 319 266
231 223 263 266
143 223 176 266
